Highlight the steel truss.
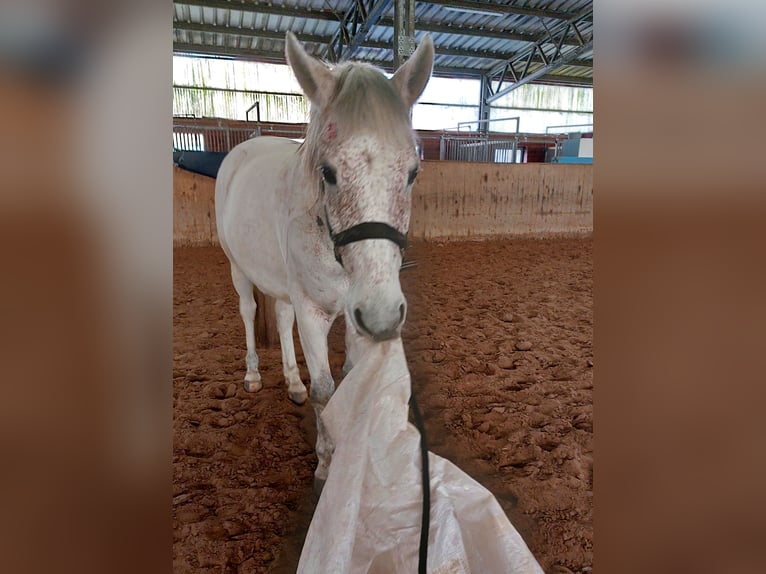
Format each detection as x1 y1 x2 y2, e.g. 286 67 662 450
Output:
485 7 593 103
325 0 393 62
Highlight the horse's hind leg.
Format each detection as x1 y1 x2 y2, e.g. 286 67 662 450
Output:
230 264 262 392
275 299 308 405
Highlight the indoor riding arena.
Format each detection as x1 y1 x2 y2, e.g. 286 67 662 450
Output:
173 2 593 573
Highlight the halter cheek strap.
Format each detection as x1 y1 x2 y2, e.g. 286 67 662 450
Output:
323 204 408 266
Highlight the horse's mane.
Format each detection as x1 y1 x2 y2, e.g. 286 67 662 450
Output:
299 62 415 182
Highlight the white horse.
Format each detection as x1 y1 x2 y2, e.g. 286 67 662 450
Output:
215 32 434 486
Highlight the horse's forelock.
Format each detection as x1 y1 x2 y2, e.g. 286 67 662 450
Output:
300 63 415 182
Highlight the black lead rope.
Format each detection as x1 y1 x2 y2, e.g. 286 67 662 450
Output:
320 200 426 570
409 391 430 574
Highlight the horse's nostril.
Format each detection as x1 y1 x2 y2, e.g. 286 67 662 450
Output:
354 308 370 336
354 304 404 340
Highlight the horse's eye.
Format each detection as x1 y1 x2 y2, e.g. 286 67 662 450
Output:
407 168 419 186
321 165 337 186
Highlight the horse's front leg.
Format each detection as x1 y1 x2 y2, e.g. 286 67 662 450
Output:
292 296 336 494
275 299 308 405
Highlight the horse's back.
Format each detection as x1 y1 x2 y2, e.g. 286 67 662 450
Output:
215 137 301 299
215 136 299 215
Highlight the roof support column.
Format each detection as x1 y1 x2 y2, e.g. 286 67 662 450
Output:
478 74 491 134
393 0 416 69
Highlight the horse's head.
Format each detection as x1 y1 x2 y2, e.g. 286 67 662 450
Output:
286 32 433 342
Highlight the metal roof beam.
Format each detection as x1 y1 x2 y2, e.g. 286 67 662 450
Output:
400 43 588 65
175 22 556 61
175 0 577 23
173 1 581 46
419 0 576 21
175 22 328 44
173 41 476 76
174 41 591 85
173 41 476 75
174 21 592 64
486 39 593 101
174 42 291 63
533 74 592 87
485 8 593 101
327 0 393 62
175 0 340 21
379 17 580 45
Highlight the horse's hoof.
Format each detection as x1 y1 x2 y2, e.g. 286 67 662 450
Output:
313 476 326 498
288 388 308 405
243 378 262 393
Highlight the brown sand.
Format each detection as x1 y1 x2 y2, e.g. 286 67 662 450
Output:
173 237 593 573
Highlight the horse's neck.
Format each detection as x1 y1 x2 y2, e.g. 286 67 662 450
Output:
292 153 322 218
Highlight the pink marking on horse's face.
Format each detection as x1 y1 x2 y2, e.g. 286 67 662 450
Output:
326 122 337 141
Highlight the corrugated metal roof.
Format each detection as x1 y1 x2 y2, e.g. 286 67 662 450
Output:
173 1 593 85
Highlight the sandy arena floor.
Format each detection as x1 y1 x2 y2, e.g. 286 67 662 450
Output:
173 237 593 573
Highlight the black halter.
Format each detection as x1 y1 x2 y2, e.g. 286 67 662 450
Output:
322 204 408 267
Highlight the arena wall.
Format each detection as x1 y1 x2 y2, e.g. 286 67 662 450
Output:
174 167 218 246
409 162 592 240
173 161 592 246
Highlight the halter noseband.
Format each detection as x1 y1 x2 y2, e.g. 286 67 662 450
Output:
322 204 408 267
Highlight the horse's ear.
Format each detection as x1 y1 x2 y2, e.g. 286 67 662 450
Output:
285 31 335 108
391 35 434 109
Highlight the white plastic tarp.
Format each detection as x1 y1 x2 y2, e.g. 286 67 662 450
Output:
297 339 545 574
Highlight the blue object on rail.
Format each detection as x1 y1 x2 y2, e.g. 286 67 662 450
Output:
555 156 592 164
173 150 229 178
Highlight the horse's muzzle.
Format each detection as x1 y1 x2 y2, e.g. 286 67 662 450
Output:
353 301 406 342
